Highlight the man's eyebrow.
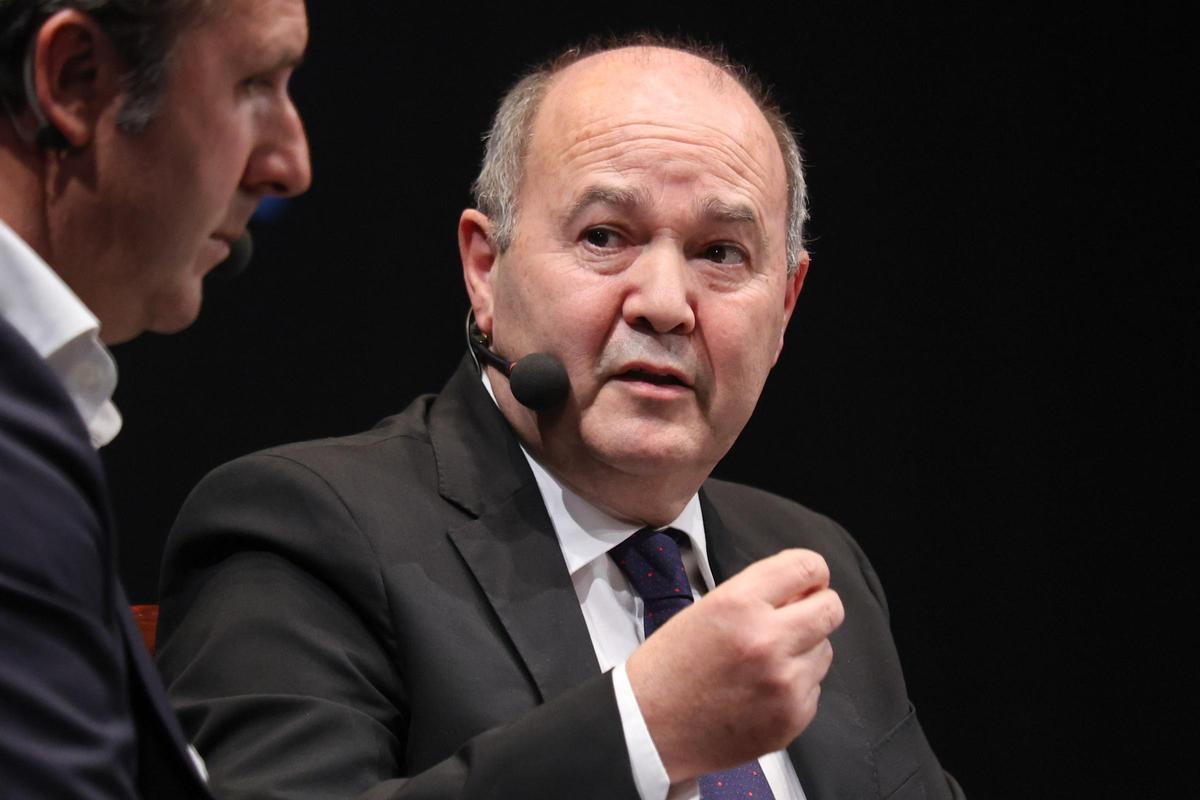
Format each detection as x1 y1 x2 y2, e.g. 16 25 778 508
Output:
275 48 306 71
560 186 649 228
697 197 768 252
697 197 758 225
256 46 306 75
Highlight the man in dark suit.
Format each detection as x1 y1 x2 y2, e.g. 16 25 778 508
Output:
0 0 310 795
157 39 964 800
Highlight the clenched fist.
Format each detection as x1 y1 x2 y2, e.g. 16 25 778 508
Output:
625 548 844 782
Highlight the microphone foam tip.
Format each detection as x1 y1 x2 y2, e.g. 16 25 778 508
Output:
509 352 570 411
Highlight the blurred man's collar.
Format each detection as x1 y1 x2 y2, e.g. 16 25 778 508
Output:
0 217 122 447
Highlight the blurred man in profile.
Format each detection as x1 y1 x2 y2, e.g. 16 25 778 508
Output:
0 0 310 795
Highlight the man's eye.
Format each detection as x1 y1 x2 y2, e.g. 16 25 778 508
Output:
241 72 286 94
240 76 270 93
702 244 747 265
584 228 621 249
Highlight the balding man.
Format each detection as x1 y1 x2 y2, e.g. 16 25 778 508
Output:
157 39 963 800
0 0 310 796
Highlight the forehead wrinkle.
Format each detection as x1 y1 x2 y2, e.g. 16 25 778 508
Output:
556 130 780 245
554 131 776 218
554 116 777 193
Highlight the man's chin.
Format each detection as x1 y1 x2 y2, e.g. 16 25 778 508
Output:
146 284 205 336
584 422 714 476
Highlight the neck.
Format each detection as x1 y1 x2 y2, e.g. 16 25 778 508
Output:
1 121 136 345
0 123 49 257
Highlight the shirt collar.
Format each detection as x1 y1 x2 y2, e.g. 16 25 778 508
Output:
480 371 712 585
0 218 122 447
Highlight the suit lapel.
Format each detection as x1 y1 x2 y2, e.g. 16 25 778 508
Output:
447 483 600 702
702 490 877 800
434 356 601 703
701 489 757 585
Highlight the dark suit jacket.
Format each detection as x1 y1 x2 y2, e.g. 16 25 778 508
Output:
157 356 964 800
0 316 211 799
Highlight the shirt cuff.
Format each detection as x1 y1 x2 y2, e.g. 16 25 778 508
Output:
613 660 671 800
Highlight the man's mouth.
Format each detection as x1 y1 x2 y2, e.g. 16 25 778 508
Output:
207 228 247 266
613 366 692 389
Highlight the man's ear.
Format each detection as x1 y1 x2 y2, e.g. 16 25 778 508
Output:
772 249 810 365
459 208 500 334
30 10 123 149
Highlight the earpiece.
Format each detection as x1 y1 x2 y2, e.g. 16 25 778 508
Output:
466 310 571 412
33 122 69 150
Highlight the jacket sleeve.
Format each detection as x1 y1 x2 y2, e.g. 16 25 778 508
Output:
0 342 139 799
156 452 640 800
828 517 968 800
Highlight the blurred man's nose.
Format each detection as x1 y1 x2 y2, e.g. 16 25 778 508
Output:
244 97 311 198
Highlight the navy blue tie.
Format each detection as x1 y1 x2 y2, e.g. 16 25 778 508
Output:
611 528 777 800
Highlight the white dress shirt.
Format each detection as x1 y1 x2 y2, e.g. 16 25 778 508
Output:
482 374 805 800
0 218 121 448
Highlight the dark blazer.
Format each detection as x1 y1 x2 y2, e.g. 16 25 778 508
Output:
157 356 964 800
0 316 211 799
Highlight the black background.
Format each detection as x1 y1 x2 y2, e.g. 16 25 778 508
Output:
103 5 1195 798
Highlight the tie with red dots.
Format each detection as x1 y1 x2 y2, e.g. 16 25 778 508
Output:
611 528 777 800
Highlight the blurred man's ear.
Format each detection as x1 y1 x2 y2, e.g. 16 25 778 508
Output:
31 10 123 149
459 209 499 335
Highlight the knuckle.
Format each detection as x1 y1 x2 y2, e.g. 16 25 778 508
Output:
709 590 755 628
830 591 845 625
802 684 822 724
794 549 829 584
749 677 796 722
701 587 732 614
734 627 776 665
818 590 844 633
817 638 835 673
777 683 821 739
786 549 819 584
758 663 794 699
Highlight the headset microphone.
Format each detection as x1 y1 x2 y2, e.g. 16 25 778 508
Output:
466 312 570 411
206 231 254 283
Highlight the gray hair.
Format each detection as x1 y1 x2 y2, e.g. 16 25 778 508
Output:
0 0 210 132
472 34 810 275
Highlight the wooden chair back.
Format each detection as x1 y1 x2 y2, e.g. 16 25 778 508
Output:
130 604 160 656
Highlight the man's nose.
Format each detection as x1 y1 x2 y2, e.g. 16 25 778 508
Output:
621 242 697 335
243 97 312 198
